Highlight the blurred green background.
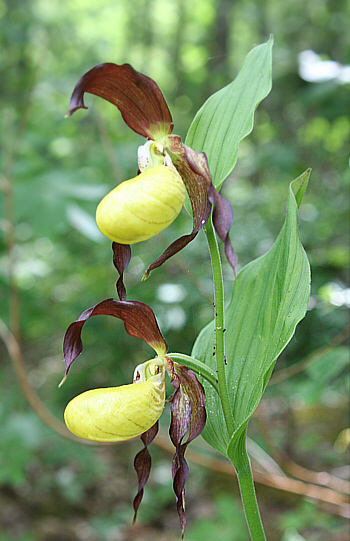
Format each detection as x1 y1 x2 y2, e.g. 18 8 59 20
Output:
1 0 349 540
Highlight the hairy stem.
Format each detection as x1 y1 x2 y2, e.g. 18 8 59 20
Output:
204 218 235 434
205 219 266 540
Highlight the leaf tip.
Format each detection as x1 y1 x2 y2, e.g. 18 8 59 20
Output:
291 168 312 208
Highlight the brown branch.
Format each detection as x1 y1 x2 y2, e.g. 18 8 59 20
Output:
254 405 350 495
0 62 97 447
153 431 350 519
0 318 93 443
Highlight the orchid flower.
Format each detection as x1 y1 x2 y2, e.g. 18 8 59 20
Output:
60 298 206 536
67 63 236 300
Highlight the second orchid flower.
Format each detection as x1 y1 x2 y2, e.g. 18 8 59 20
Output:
61 298 206 536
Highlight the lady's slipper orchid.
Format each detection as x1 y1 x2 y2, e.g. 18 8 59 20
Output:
96 164 186 244
61 298 206 536
67 63 236 297
64 358 166 442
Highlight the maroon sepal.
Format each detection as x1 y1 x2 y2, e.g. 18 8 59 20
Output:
112 242 131 301
67 63 173 140
133 422 159 524
143 136 212 279
62 299 167 380
184 145 237 272
168 362 206 537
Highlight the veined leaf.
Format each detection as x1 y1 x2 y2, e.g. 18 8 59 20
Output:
192 170 311 456
185 37 273 189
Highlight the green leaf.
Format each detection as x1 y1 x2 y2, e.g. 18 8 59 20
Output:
185 36 273 189
192 170 311 456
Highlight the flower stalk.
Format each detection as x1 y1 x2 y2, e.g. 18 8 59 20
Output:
228 429 267 541
204 217 235 434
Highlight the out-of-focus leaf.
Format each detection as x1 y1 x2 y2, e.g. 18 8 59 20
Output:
66 203 103 243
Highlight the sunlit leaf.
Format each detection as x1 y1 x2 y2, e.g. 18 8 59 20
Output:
192 170 311 455
185 37 273 189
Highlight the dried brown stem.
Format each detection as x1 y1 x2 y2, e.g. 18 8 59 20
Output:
254 407 350 494
0 318 92 444
0 72 94 446
153 431 350 519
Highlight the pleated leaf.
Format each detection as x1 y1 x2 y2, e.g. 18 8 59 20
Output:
185 37 273 189
192 170 311 455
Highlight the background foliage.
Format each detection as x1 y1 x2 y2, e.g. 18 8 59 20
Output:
1 0 349 540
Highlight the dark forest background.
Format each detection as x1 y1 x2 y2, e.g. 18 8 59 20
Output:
1 0 349 540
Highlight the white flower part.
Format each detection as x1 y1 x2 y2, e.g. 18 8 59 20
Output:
164 150 177 172
133 357 165 384
137 140 154 172
133 362 147 383
137 140 177 172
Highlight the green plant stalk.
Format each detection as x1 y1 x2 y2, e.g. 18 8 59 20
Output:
167 353 219 394
228 429 267 541
204 218 235 434
204 218 266 541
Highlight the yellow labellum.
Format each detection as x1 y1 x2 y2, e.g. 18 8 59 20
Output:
96 165 185 244
64 375 165 442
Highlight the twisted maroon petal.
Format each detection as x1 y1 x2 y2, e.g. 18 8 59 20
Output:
62 299 167 381
67 63 173 140
112 242 131 301
172 451 189 537
133 422 159 523
184 145 237 272
173 364 207 445
168 362 206 537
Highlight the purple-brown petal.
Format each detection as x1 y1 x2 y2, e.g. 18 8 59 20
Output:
209 185 237 272
173 364 206 445
67 63 173 140
112 242 131 301
172 450 189 537
143 136 212 279
143 231 198 280
133 422 158 524
169 370 192 448
62 299 167 380
184 144 237 272
168 364 206 537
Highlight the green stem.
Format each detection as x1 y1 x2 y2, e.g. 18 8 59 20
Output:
167 352 219 394
227 429 267 541
205 219 266 540
204 219 235 434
